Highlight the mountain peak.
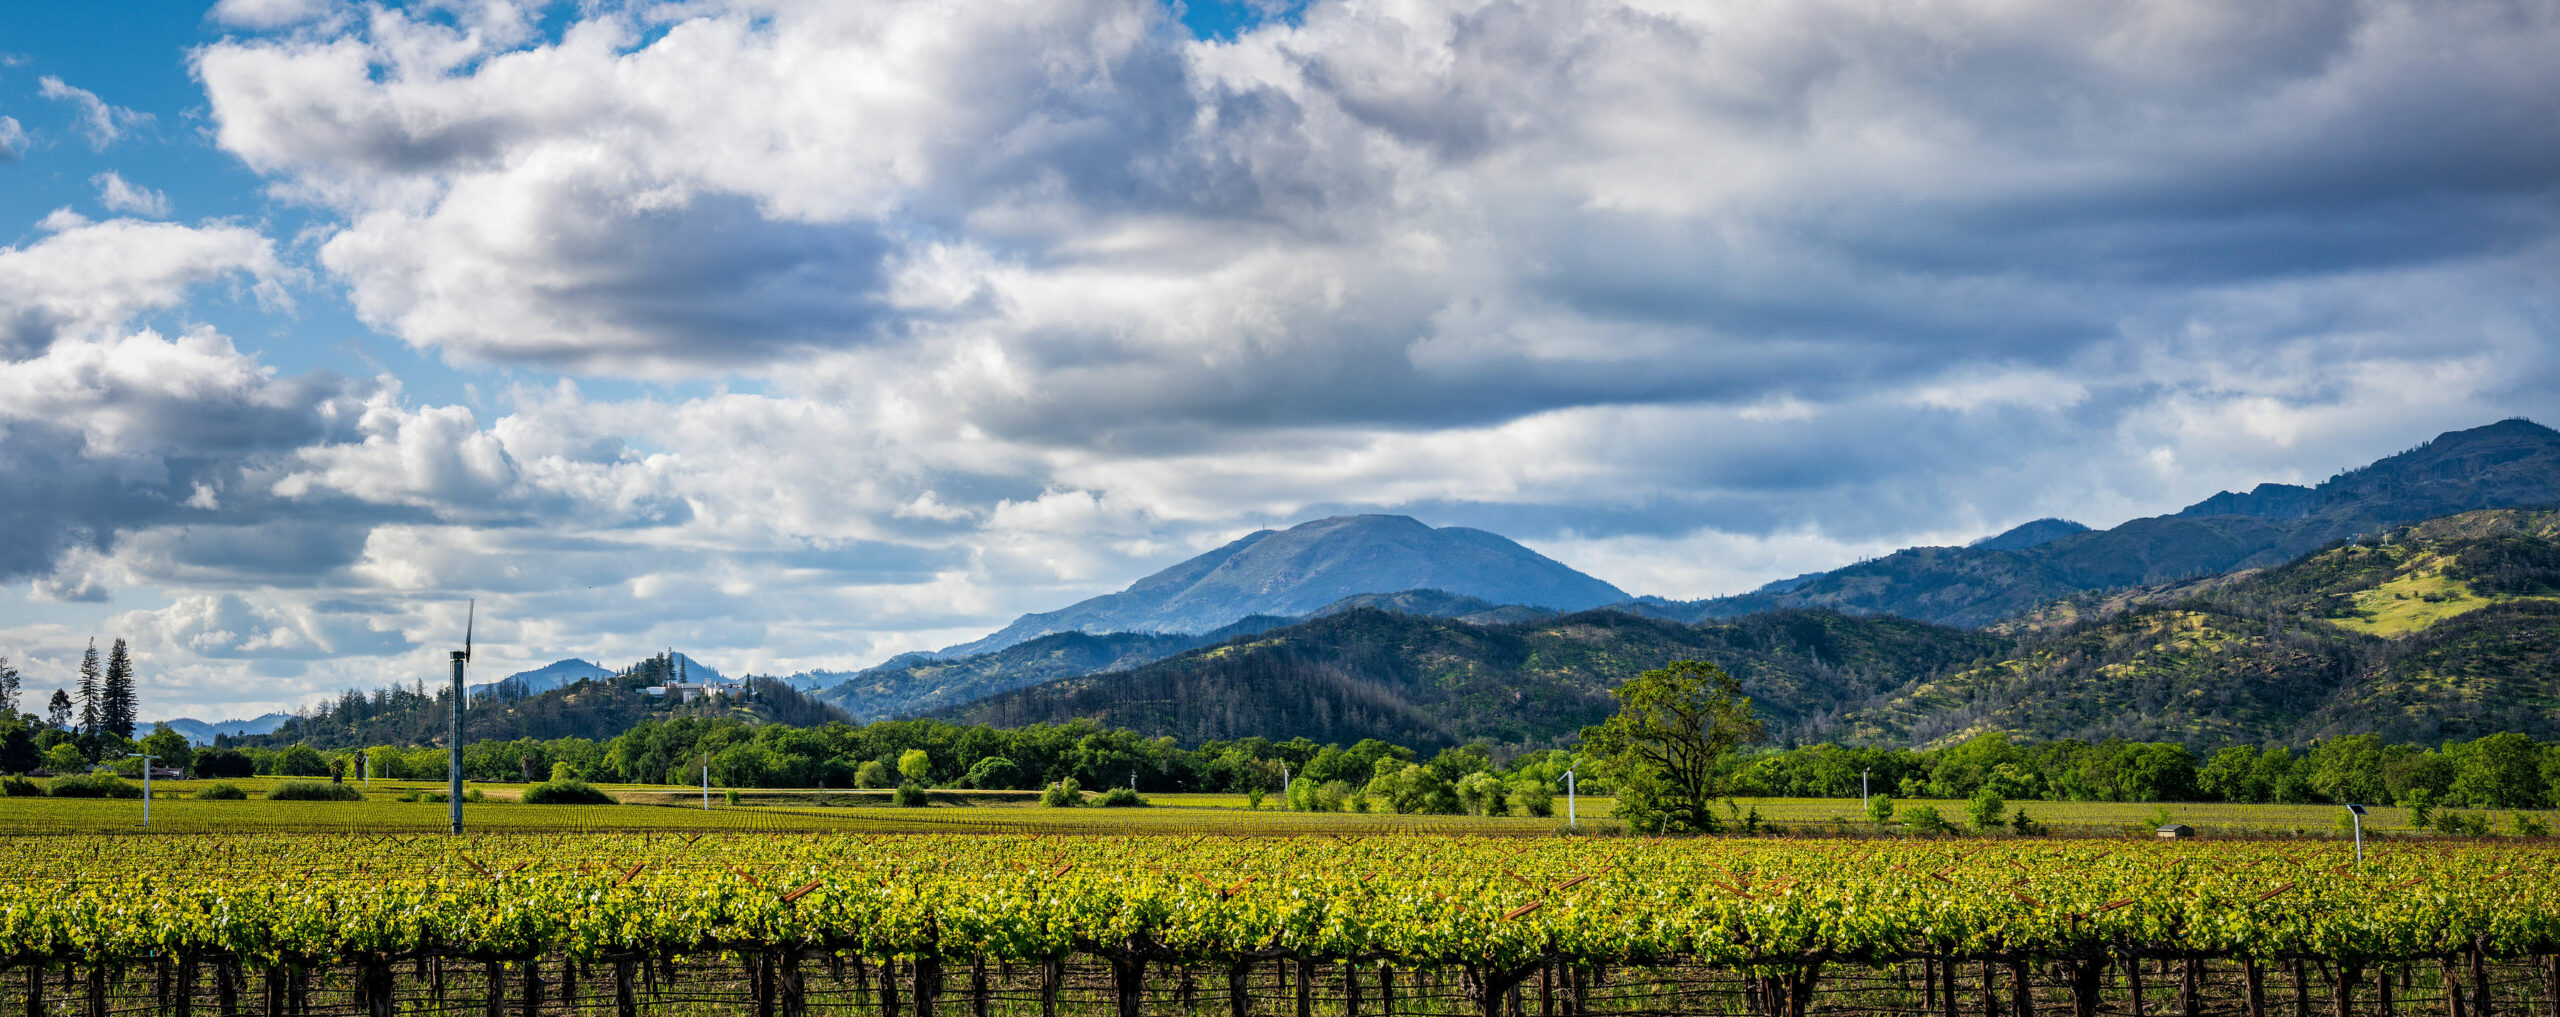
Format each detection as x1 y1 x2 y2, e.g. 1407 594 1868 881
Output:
938 515 1627 657
1968 518 2091 551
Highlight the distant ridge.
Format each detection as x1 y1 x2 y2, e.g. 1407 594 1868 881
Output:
1969 518 2090 551
936 514 1627 657
1638 420 2560 627
158 713 292 746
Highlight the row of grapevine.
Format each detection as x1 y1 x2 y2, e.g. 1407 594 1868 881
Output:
1 834 2555 1016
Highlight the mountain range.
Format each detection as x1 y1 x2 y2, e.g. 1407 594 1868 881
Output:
195 418 2560 753
944 507 2560 748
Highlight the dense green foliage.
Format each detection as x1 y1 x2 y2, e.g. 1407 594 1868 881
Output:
45 773 140 799
1583 660 1763 833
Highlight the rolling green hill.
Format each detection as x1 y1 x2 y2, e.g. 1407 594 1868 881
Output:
1838 509 2560 747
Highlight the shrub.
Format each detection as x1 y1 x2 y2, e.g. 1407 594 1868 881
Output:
1040 778 1085 807
1902 804 1953 835
725 788 741 806
2 776 46 797
195 783 248 801
1865 794 1895 825
1244 788 1265 811
854 760 893 789
1966 791 2006 833
2008 807 2047 836
2513 812 2551 838
892 782 930 808
2433 811 2490 837
267 780 363 802
192 747 255 779
521 779 617 805
49 773 142 799
1096 787 1148 808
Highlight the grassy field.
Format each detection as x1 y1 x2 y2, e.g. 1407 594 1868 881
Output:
8 775 2549 838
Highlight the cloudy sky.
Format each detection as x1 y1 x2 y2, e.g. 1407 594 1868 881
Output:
0 0 2554 721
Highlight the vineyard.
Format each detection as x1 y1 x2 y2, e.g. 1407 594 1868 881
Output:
1 834 2556 1016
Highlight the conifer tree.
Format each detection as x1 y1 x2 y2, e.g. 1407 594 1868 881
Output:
76 639 101 737
102 639 137 739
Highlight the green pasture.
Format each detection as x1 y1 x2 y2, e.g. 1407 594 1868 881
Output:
8 775 2549 838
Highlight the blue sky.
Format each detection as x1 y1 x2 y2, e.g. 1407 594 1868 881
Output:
0 0 2553 721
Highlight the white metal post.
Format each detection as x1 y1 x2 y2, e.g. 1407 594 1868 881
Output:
702 755 711 810
1862 769 1869 809
1564 769 1577 830
140 754 154 828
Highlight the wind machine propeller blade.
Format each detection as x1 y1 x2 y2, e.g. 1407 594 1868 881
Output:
463 598 475 663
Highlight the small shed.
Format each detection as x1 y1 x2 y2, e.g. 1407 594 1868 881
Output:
2156 824 2195 839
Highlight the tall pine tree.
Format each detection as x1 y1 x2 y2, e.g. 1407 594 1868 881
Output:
102 639 137 739
76 639 101 737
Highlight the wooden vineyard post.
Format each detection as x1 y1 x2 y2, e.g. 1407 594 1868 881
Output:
2377 966 2392 1017
2065 957 2105 1017
2545 955 2560 1017
2127 953 2146 1017
1298 958 1316 1017
913 953 942 1017
2333 963 2360 1017
970 957 989 1017
2471 946 2491 1017
2182 958 2201 1017
2243 959 2265 1017
24 962 42 1017
1041 958 1062 1017
2010 959 2033 1017
1109 953 1146 1017
1538 961 1552 1017
614 957 637 1017
2445 957 2468 1017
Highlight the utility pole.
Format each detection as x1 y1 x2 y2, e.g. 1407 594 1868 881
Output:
1564 769 1577 830
449 600 472 837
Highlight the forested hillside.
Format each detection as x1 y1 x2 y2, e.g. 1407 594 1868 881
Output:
227 661 845 752
941 608 2009 747
1837 509 2560 746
